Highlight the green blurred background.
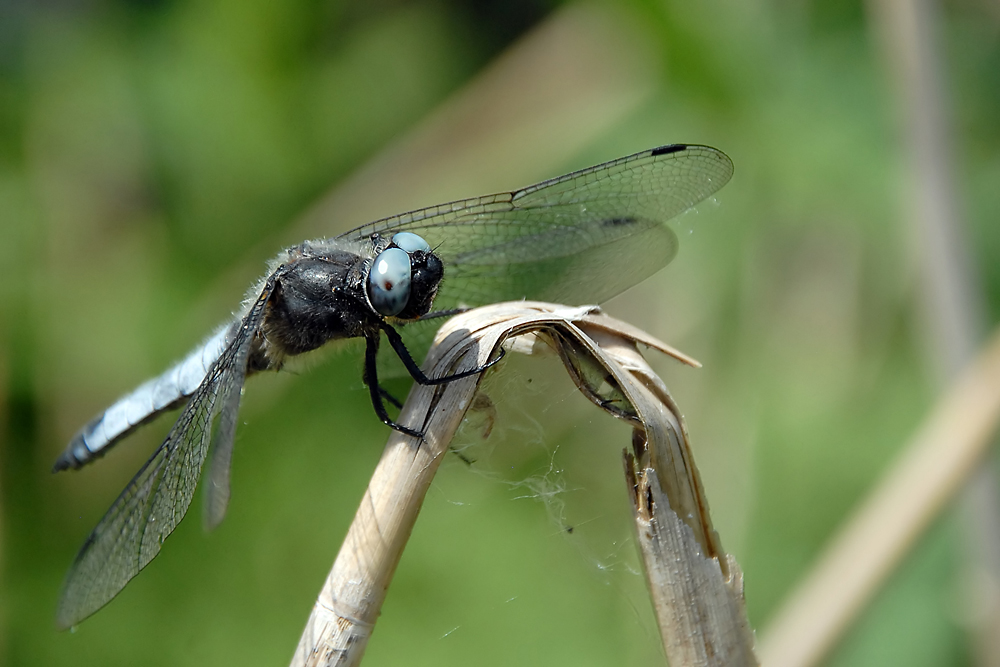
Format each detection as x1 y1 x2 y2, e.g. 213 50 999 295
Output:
2 0 999 664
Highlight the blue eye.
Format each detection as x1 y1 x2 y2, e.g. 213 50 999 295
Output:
392 232 431 253
367 247 411 316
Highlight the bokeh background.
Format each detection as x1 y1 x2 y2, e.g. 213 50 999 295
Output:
2 0 999 665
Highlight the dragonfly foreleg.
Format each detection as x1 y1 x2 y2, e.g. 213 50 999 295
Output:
378 321 504 386
363 334 424 438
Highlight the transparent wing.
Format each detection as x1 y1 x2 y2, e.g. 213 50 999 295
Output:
344 144 731 379
339 144 733 311
55 271 281 629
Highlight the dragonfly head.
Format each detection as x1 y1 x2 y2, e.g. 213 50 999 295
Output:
396 248 443 320
366 233 443 321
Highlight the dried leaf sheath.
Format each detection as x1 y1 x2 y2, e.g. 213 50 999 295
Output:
292 301 755 667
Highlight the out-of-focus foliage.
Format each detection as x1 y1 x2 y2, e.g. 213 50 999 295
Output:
1 0 998 665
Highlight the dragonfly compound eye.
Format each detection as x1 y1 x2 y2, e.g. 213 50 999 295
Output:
367 247 412 316
391 232 431 253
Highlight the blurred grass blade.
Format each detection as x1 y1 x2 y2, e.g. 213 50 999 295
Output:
759 327 1000 667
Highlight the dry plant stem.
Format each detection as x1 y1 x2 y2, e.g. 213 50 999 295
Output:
288 316 500 667
626 453 756 667
759 327 1000 667
291 302 756 666
582 328 756 665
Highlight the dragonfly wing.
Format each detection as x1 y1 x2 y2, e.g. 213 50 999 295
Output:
340 144 732 311
202 343 247 531
56 270 281 629
347 144 731 375
437 210 679 310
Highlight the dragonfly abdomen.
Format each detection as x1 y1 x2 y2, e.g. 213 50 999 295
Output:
52 323 235 471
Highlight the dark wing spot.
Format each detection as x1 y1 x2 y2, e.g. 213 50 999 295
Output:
650 144 687 157
603 217 638 227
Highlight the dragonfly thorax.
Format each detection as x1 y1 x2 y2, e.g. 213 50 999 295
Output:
264 240 443 359
265 253 373 356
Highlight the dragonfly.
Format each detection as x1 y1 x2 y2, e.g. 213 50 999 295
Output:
53 143 733 629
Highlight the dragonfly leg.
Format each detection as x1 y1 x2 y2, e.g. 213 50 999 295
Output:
379 322 505 386
379 385 403 409
450 446 475 466
418 307 468 322
363 334 423 438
